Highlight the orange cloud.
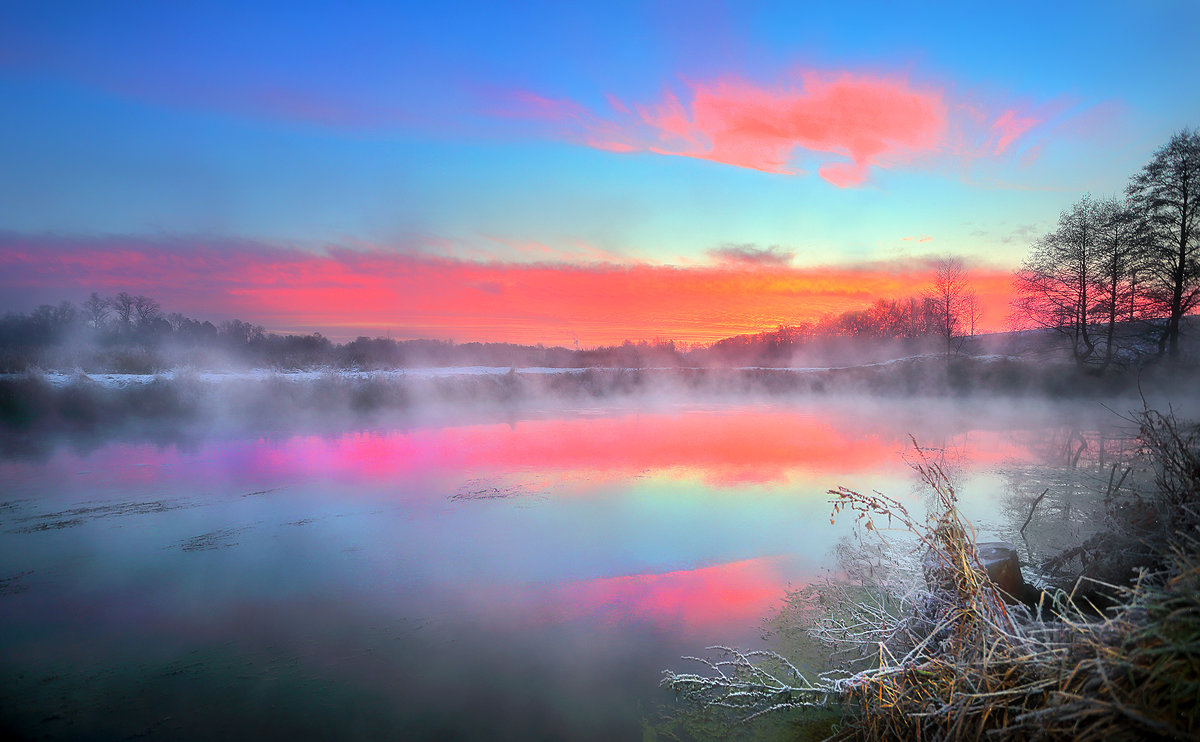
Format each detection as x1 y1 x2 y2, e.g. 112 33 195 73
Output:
0 234 1016 345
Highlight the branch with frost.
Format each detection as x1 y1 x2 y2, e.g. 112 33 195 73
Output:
661 646 841 722
661 439 1014 727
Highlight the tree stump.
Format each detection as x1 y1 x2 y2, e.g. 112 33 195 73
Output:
976 541 1026 603
923 540 1028 605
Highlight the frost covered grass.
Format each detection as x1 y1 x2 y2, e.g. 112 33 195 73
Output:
663 413 1200 740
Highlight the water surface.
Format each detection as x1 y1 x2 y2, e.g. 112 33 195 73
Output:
0 397 1141 739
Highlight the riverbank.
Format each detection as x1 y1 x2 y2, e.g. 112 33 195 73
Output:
4 357 1197 438
663 407 1200 739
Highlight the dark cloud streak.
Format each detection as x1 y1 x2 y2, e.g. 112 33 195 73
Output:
707 244 795 267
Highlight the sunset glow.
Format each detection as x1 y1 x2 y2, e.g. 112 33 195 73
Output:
0 234 1016 345
535 71 951 185
2 5 1197 739
1 3 1192 345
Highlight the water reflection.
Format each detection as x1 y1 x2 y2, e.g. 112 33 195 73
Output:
4 407 915 489
549 557 797 632
0 399 1142 739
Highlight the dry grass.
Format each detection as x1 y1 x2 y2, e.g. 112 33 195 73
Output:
663 412 1200 740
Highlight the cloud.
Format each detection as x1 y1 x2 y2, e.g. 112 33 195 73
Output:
989 109 1040 155
478 235 628 264
506 90 588 122
0 232 1017 345
944 95 1099 180
517 71 948 186
1000 224 1039 245
707 243 795 267
507 67 1113 187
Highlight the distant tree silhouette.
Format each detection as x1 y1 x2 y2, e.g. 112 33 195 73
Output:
132 295 161 328
83 292 111 331
1014 196 1105 366
112 292 136 331
964 293 981 339
928 255 976 356
1093 196 1144 370
1126 128 1200 358
219 319 265 350
1015 130 1199 366
1013 195 1148 369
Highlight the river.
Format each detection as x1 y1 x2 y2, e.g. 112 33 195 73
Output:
0 394 1151 740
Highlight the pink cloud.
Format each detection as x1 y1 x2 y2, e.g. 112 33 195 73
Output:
945 97 1083 173
990 109 1040 155
506 90 588 122
516 71 948 186
507 68 1121 186
587 139 638 153
819 161 871 188
604 93 631 115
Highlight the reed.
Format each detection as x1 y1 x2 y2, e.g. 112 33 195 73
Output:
663 411 1200 740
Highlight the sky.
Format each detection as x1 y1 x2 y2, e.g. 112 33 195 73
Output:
1 1 1197 346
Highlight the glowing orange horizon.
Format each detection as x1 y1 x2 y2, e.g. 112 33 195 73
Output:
0 236 1017 347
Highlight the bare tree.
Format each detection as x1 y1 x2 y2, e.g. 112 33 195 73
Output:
111 291 136 330
928 256 975 356
219 319 265 347
1093 196 1143 370
132 295 161 328
82 292 111 331
1014 196 1103 366
964 293 981 340
1127 129 1200 358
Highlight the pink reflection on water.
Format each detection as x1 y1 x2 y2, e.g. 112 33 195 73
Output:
1 406 1045 494
544 556 797 635
239 410 909 486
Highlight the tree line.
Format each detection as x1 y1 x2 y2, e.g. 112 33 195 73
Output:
1014 129 1199 368
1 262 981 373
6 135 1192 374
708 256 980 364
0 293 566 372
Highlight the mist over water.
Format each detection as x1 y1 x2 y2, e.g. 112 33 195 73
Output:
0 391 1166 740
2 1 1197 737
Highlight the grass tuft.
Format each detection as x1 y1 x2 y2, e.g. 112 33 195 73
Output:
664 410 1200 740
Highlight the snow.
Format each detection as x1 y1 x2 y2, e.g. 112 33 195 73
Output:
3 355 1036 389
3 367 594 389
